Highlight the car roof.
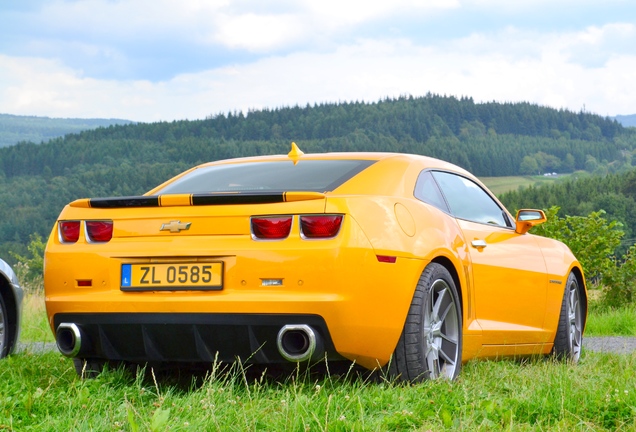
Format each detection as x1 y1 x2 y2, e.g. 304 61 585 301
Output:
145 148 478 198
198 151 471 175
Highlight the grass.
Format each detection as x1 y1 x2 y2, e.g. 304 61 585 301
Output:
6 291 636 430
480 174 571 195
586 304 636 336
19 292 54 343
2 349 636 430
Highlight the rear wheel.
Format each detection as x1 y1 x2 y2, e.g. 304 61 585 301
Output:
0 294 8 358
553 272 583 362
389 262 462 382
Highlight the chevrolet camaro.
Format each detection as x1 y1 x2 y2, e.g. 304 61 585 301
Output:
44 144 586 380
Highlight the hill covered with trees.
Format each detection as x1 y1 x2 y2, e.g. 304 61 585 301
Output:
0 95 630 178
500 170 636 248
0 113 133 148
1 94 635 260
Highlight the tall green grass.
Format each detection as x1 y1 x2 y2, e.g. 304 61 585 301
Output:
9 293 636 430
19 293 54 343
586 304 636 336
2 351 636 430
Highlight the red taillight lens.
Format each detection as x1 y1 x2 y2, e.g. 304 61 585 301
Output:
300 215 343 238
377 255 397 263
251 216 293 239
59 221 80 243
86 220 113 242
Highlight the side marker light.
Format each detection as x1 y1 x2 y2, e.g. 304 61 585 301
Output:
376 255 397 263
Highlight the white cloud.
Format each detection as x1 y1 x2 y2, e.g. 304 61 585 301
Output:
1 2 635 120
302 0 459 28
0 54 149 119
35 0 230 44
24 0 460 52
460 0 626 10
2 23 635 122
213 13 305 51
559 23 636 67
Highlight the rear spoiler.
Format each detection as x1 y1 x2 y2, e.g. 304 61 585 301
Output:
69 191 326 209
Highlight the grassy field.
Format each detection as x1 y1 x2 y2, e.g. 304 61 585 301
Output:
5 293 636 431
19 293 54 343
3 345 636 430
586 304 636 336
480 174 571 195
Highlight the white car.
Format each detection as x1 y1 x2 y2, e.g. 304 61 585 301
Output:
0 259 23 358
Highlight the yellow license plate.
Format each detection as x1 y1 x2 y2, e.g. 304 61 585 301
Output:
121 263 223 291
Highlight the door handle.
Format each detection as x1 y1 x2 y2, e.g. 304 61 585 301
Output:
471 239 487 249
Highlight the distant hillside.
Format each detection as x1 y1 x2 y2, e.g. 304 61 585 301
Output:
0 113 133 147
615 114 636 128
498 169 636 249
0 95 628 179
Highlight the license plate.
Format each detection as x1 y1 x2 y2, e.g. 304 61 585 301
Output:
121 263 223 291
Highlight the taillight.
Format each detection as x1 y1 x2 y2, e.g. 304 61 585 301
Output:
251 216 293 240
86 220 113 242
300 215 343 239
59 221 80 243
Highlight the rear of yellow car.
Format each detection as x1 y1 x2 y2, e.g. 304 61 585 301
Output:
44 154 430 372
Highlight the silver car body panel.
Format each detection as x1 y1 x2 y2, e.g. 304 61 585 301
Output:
0 258 23 355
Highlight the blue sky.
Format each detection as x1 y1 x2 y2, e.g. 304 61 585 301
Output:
1 0 635 122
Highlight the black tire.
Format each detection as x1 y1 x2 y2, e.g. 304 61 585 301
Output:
389 262 463 382
552 272 583 362
0 294 8 359
73 358 107 378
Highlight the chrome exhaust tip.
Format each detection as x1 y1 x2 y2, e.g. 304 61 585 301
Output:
277 324 317 362
56 323 82 357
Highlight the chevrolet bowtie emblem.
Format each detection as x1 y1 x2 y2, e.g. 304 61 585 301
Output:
160 220 192 233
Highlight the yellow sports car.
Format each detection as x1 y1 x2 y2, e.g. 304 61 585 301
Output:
44 144 586 381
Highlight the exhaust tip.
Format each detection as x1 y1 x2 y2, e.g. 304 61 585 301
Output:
56 323 82 357
277 324 317 362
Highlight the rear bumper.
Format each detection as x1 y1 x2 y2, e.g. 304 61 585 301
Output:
53 313 341 364
44 217 427 369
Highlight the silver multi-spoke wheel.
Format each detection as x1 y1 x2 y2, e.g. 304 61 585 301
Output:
424 279 460 379
567 278 583 361
389 263 463 382
553 272 585 362
0 295 7 358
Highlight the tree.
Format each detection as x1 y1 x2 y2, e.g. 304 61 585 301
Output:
562 153 576 172
532 206 623 282
10 233 46 290
519 155 539 175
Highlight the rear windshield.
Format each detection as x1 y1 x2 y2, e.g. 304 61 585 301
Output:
156 159 376 194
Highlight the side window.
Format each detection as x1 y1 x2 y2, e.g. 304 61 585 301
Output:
431 171 510 227
414 171 449 213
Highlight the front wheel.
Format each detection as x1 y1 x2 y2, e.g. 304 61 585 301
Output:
389 262 463 382
552 272 583 362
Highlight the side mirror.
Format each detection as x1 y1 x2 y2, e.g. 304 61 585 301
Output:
515 209 547 234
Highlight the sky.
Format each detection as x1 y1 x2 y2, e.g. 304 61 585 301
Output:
1 0 635 122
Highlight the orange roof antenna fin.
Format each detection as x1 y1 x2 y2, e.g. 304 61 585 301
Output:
288 142 304 165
